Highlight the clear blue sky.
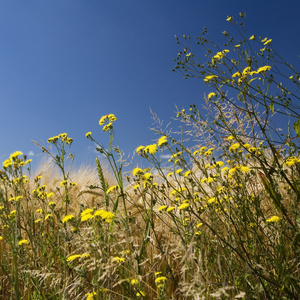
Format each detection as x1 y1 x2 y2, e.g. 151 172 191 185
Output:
1 0 300 169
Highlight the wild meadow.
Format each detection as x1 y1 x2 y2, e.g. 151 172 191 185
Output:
0 13 300 299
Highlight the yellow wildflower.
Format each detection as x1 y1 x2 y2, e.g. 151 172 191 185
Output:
60 180 68 187
136 291 146 297
141 172 152 181
112 256 125 263
81 213 94 222
240 166 251 173
284 156 300 166
45 214 52 220
207 92 217 99
3 158 12 168
144 144 158 154
102 123 112 131
178 202 190 210
229 142 240 152
67 254 82 262
257 66 271 73
184 170 191 177
130 278 139 285
157 135 168 147
18 239 29 246
10 151 23 159
99 115 107 125
266 216 281 222
204 75 218 82
107 185 119 193
94 210 115 220
47 192 54 198
81 208 94 217
242 66 251 76
107 114 117 121
62 214 74 223
133 167 143 176
158 205 167 211
263 39 272 45
166 206 175 212
155 276 167 284
208 197 216 204
232 71 241 78
86 292 97 300
216 161 224 167
135 145 145 153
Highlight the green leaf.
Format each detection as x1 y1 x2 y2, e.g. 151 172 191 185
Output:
293 119 300 137
269 103 274 114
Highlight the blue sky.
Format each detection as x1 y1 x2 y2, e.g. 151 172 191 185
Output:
1 0 300 170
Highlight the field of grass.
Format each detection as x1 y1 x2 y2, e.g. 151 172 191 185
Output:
0 14 300 300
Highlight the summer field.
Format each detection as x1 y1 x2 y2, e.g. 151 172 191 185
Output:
0 14 300 299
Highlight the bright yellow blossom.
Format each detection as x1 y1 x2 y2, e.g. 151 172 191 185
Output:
60 180 68 187
157 135 168 147
207 92 217 99
107 185 119 193
62 214 74 223
18 239 29 246
166 206 175 212
229 142 240 152
263 39 272 45
257 66 271 73
158 205 167 211
144 144 158 154
266 216 281 222
112 256 125 263
10 151 23 159
178 203 190 210
204 75 218 82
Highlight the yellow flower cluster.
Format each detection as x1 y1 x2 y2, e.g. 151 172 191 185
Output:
99 114 117 132
266 216 281 222
66 253 90 262
106 185 119 194
155 275 167 289
157 135 168 147
18 239 29 246
204 75 218 83
212 49 229 64
207 92 217 99
135 144 158 155
112 256 125 263
62 214 74 223
231 65 272 84
2 151 32 169
9 196 23 202
284 156 300 166
80 208 115 223
48 133 73 144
